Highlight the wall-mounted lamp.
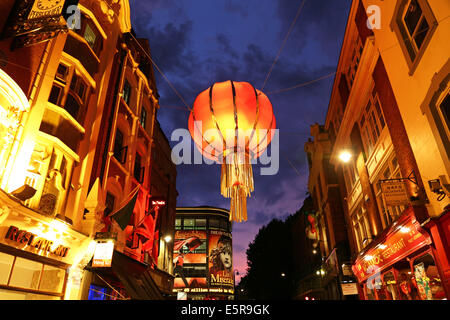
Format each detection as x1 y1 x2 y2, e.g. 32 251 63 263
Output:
338 150 352 163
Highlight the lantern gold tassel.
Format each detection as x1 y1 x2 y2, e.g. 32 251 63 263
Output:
221 153 254 222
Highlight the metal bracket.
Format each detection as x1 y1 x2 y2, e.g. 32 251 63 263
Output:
379 170 418 186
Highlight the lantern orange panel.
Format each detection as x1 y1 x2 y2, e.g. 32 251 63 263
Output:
189 80 276 161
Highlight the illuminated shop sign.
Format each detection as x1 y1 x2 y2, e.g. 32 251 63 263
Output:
352 209 431 282
4 225 70 258
172 287 234 294
92 241 114 268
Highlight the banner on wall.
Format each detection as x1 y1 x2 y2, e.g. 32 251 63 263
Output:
208 230 233 288
173 230 207 289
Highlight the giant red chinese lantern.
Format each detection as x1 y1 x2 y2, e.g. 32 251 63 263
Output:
188 80 276 222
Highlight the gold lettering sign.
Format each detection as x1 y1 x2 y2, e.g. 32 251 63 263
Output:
28 0 64 20
5 225 70 258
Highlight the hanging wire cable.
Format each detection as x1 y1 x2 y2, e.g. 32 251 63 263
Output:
261 0 307 91
280 150 303 178
266 71 336 95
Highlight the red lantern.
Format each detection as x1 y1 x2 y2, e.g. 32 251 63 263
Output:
188 80 276 222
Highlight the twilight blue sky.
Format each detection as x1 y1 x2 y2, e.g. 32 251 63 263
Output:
129 0 351 283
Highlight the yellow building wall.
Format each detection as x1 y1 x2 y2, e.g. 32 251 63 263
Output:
363 0 450 216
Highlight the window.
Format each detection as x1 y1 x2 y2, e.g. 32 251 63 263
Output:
104 192 116 217
183 219 195 230
359 85 386 157
383 271 400 300
175 219 182 230
0 253 66 299
351 204 372 251
113 129 127 164
134 153 144 183
122 80 132 106
391 0 437 73
140 106 147 129
365 283 376 300
55 64 68 83
402 0 429 59
439 93 450 138
48 63 90 124
343 159 359 194
182 264 207 277
412 253 446 300
374 155 405 228
195 219 206 230
346 36 364 88
74 15 103 56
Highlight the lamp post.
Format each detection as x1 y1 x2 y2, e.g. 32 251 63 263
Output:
163 234 172 272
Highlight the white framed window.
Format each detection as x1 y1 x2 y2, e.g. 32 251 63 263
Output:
351 203 372 251
48 63 90 125
390 0 437 74
346 36 364 88
359 84 386 157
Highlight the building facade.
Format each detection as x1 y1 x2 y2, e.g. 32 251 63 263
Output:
173 207 234 300
308 0 450 300
302 125 358 300
0 0 177 300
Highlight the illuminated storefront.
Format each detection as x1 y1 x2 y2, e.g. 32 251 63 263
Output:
0 186 90 300
173 207 234 300
352 207 447 300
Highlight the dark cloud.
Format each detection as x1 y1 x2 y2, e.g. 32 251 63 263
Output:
216 33 239 59
223 0 249 18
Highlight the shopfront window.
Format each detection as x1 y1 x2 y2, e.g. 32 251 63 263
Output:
9 257 42 290
365 283 376 300
0 252 14 285
383 271 400 300
413 253 445 300
0 252 66 300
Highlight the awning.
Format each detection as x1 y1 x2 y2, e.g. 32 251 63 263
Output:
352 206 432 283
86 250 164 300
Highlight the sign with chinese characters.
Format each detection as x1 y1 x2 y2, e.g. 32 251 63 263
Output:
380 180 410 206
92 241 114 267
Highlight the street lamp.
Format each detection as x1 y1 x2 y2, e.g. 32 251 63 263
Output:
338 150 352 163
163 234 172 272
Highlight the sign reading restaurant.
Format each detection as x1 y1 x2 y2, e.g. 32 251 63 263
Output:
4 225 70 258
